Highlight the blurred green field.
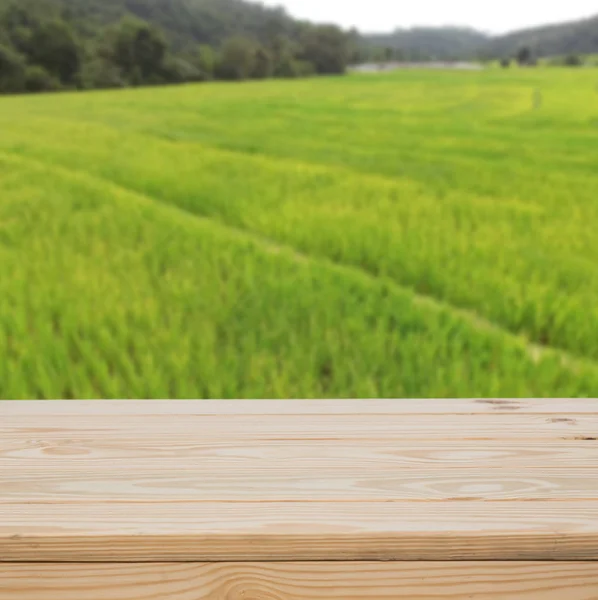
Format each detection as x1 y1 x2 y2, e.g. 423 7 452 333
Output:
1 68 598 398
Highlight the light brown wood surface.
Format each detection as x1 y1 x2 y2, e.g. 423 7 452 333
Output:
3 412 597 440
1 400 598 562
2 399 596 415
3 562 598 600
3 500 598 561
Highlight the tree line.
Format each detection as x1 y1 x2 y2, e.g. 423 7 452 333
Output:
0 1 353 95
498 46 594 68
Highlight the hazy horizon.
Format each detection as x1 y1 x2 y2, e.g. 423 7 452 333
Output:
261 0 597 34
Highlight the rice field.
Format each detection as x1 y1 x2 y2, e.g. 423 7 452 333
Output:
1 68 598 398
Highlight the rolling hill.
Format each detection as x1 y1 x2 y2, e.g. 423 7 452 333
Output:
0 0 304 49
486 14 598 58
3 0 597 62
2 0 597 66
364 14 598 60
363 27 489 61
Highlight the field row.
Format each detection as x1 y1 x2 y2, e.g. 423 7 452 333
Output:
1 150 597 397
1 70 598 396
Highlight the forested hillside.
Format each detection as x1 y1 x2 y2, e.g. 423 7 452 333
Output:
1 0 598 98
1 0 301 48
363 27 488 61
0 0 354 95
485 14 598 58
362 15 598 62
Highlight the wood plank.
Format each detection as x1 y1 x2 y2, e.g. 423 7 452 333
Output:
3 501 598 561
3 465 598 501
3 413 597 441
2 399 597 415
4 439 596 469
2 562 598 600
3 401 598 562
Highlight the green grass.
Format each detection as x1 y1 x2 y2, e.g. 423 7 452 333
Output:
1 68 598 398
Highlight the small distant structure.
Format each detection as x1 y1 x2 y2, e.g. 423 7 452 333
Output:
349 61 483 73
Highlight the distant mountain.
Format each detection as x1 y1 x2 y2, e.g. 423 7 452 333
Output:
363 27 489 61
362 14 598 61
2 0 597 65
485 14 598 58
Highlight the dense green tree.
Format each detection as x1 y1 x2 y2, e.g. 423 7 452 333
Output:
272 55 299 77
0 42 25 92
266 32 317 77
28 19 81 84
181 43 216 79
24 64 60 91
270 34 296 75
564 53 583 66
252 45 272 78
215 35 257 80
290 59 315 77
298 24 349 74
516 45 532 66
80 57 126 88
106 17 167 83
196 44 215 78
160 55 203 83
0 3 39 54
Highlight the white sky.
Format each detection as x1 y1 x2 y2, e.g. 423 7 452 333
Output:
261 0 598 34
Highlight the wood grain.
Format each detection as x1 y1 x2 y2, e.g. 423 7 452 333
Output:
3 412 597 441
2 562 598 600
3 501 598 561
2 400 598 563
3 465 598 501
2 399 597 415
4 439 596 468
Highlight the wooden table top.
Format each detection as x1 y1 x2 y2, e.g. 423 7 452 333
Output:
2 400 598 562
